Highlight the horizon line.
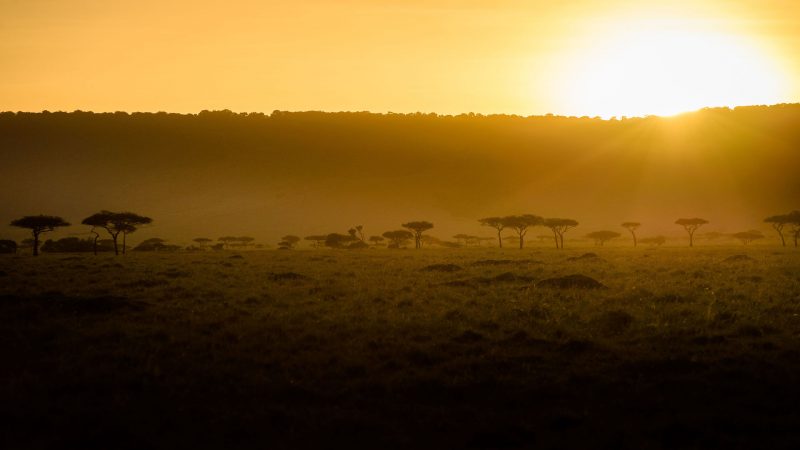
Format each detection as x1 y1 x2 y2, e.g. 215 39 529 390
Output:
3 102 800 121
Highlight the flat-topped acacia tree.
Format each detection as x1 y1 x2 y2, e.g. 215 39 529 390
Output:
764 214 789 247
544 218 579 249
193 237 213 249
621 222 641 247
10 215 70 256
500 215 543 249
402 221 434 249
732 230 764 245
82 211 152 255
675 218 709 247
279 235 300 250
586 230 621 246
382 230 413 249
789 211 800 247
478 217 506 248
304 235 327 248
81 212 110 255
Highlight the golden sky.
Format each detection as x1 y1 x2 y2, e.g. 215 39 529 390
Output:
1 0 798 117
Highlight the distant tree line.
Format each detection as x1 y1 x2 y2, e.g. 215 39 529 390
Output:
4 210 800 256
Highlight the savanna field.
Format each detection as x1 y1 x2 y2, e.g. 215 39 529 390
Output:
2 246 800 449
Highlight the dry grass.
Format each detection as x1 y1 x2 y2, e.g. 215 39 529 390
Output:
1 247 800 449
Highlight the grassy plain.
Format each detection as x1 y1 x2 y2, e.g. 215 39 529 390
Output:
2 246 800 449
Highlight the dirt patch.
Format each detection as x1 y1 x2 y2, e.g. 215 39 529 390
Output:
421 264 463 272
471 259 543 266
440 279 472 287
537 274 607 289
724 254 755 262
566 253 603 262
268 272 311 281
485 272 536 283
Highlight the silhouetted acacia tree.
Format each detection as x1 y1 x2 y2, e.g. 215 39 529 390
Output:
368 236 385 246
325 233 357 249
544 218 578 249
193 237 213 249
764 214 789 246
232 236 255 248
0 240 16 254
278 235 300 250
675 218 709 247
218 236 238 249
115 212 153 255
421 235 442 247
586 230 621 246
453 234 471 246
732 231 764 245
304 235 327 248
134 238 179 252
354 225 365 242
621 222 641 247
788 211 800 247
81 212 109 255
83 211 152 255
500 215 543 249
382 230 413 249
402 221 434 249
118 223 137 255
479 217 506 248
10 215 70 256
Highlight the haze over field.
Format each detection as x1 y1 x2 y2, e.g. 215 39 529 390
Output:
2 106 799 245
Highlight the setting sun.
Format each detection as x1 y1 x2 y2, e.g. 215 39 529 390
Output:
553 22 789 118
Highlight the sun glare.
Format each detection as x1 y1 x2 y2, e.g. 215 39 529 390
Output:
553 22 788 118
